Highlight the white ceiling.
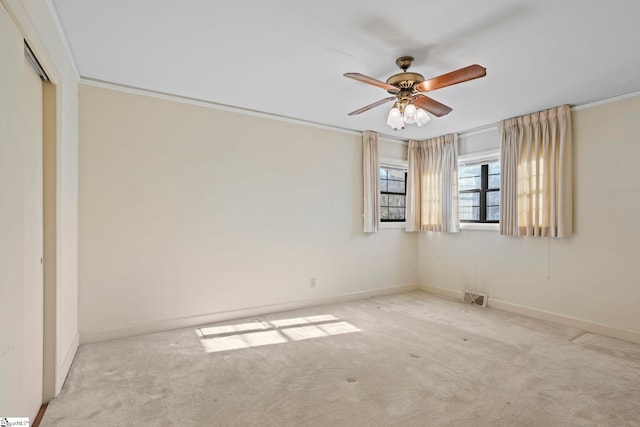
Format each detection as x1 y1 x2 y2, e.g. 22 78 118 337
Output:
51 0 640 140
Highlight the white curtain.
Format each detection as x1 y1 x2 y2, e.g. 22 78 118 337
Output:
500 104 573 238
362 130 379 233
406 134 459 232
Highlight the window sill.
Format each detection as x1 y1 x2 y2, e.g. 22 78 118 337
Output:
380 222 406 230
460 222 499 232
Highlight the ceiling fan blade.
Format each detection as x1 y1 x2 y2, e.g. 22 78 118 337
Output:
415 64 486 92
412 95 452 117
344 73 399 93
348 96 396 116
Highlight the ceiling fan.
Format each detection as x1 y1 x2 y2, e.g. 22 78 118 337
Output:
344 56 486 130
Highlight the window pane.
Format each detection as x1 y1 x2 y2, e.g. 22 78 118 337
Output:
460 207 479 221
380 207 389 220
458 158 500 223
387 169 405 180
459 164 481 178
388 194 405 207
459 192 479 207
387 180 405 194
487 190 500 206
488 174 500 189
488 161 500 175
380 166 407 222
389 207 405 220
487 206 500 221
459 176 481 191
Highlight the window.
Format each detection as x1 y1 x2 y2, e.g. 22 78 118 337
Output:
459 157 500 223
379 165 407 222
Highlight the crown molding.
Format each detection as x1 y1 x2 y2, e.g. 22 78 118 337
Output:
80 76 640 145
571 89 640 111
79 77 410 145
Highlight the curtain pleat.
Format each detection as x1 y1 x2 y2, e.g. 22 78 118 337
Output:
500 105 572 238
500 119 519 236
406 134 459 233
362 130 379 233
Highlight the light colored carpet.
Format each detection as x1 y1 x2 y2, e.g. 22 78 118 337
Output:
41 291 640 426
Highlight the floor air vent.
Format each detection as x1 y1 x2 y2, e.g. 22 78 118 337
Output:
463 291 488 307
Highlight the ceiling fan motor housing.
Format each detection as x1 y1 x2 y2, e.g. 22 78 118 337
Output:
386 72 425 93
385 56 425 93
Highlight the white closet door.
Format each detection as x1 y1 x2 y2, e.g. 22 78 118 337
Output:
22 54 44 422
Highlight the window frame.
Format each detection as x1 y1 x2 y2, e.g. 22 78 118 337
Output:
458 150 500 228
379 158 408 228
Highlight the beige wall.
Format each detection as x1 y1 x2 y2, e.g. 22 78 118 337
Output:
78 84 640 344
78 84 417 341
419 95 640 341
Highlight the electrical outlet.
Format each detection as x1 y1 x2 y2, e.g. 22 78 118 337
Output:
310 278 316 288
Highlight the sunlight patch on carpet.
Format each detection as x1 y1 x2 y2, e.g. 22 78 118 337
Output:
196 315 360 353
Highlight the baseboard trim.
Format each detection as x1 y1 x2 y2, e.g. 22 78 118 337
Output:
56 333 79 395
419 284 465 302
420 284 640 344
80 283 420 344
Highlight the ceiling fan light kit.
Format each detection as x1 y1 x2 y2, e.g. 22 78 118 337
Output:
386 102 431 130
344 56 486 130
